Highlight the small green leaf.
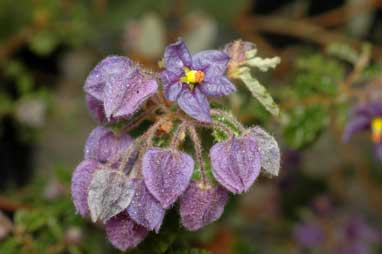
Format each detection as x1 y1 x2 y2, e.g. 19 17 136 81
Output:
237 67 280 116
246 56 281 72
282 105 328 149
14 209 48 232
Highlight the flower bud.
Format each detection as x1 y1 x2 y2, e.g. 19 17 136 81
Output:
105 211 148 251
210 134 261 193
84 56 158 123
71 160 101 217
142 148 194 208
84 126 133 165
180 181 229 231
127 179 165 232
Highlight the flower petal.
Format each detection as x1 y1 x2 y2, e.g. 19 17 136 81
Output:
180 181 229 231
86 95 108 123
210 134 261 194
199 76 236 97
163 39 192 71
127 179 165 232
84 126 133 164
177 87 212 123
354 101 382 118
192 50 230 81
142 148 194 208
165 81 184 101
105 212 148 251
343 115 370 142
71 160 101 217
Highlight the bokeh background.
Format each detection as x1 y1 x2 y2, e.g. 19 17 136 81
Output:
0 0 381 253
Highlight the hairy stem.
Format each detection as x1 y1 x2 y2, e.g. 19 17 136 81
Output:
188 126 208 184
170 122 187 149
188 119 233 137
210 109 246 133
121 105 159 133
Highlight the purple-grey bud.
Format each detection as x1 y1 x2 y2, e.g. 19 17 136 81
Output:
84 56 158 122
142 147 194 208
179 181 229 231
84 126 133 164
71 160 101 217
210 134 261 194
105 211 148 251
127 178 165 232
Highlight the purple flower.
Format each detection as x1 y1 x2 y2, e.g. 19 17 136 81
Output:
127 178 165 232
294 222 324 247
161 39 236 122
142 147 194 208
343 101 382 161
84 56 158 123
179 181 229 231
105 211 148 251
84 126 135 171
210 134 261 193
71 160 101 217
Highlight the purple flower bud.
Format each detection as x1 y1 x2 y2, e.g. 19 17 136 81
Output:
84 56 158 122
210 134 261 194
179 181 229 231
84 126 133 164
142 147 194 208
127 178 165 232
105 211 148 251
71 160 101 217
224 40 256 65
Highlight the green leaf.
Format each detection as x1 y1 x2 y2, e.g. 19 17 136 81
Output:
14 209 48 232
282 105 328 149
29 31 59 56
237 67 280 116
294 54 344 97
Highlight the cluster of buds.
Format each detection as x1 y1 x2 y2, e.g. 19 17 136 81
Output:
71 39 281 251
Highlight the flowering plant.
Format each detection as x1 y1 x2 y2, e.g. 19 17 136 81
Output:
71 39 281 251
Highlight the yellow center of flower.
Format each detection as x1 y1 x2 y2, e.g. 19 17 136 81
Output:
371 117 382 143
180 67 205 90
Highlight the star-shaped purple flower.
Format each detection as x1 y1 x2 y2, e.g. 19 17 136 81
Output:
160 39 236 122
343 101 382 161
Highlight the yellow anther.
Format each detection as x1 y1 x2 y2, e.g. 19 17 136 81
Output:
371 117 382 143
180 67 205 87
